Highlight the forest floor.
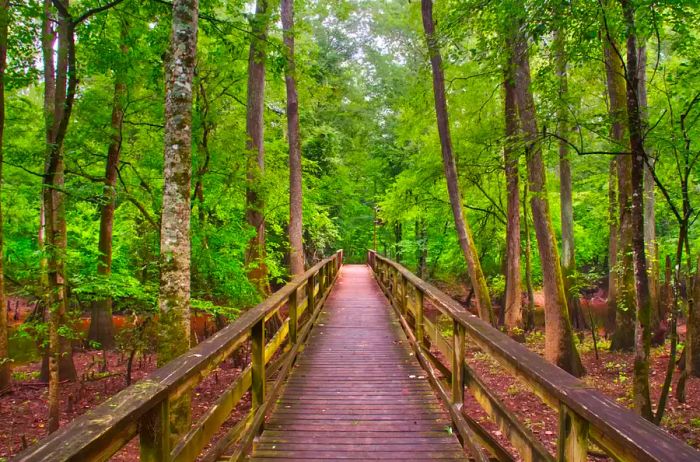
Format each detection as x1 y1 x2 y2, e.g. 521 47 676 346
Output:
0 349 251 460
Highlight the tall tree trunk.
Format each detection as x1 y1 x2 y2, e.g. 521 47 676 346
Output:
621 0 653 420
245 0 270 294
421 0 495 325
0 0 9 392
511 15 583 376
88 19 128 350
607 158 618 334
602 28 635 351
282 0 304 277
416 217 427 278
43 0 79 433
194 80 212 251
554 27 585 330
158 0 198 439
637 44 659 330
503 42 522 330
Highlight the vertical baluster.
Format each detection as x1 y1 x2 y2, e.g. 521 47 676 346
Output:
307 273 316 315
401 275 408 316
289 287 298 345
452 321 465 407
392 269 399 307
558 404 588 462
415 289 424 348
251 318 265 410
140 399 170 462
319 265 326 296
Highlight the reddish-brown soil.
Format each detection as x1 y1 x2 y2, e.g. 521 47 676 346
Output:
0 349 250 460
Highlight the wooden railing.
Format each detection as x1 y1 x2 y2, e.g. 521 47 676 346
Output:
368 250 700 462
15 250 343 462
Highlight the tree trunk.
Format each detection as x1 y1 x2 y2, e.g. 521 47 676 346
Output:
607 158 618 334
421 0 495 325
416 218 427 278
621 0 653 420
43 1 78 435
88 19 128 350
688 258 700 377
637 44 659 330
523 183 536 331
554 28 585 331
282 0 304 277
0 0 9 393
511 15 583 376
503 42 522 330
245 0 270 294
602 28 635 351
158 0 198 440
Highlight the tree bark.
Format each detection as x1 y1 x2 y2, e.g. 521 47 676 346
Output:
421 0 495 325
511 15 583 376
44 0 79 432
158 0 198 441
637 44 659 329
245 0 270 294
523 182 536 331
503 39 522 330
88 18 129 350
0 0 9 392
282 0 304 277
689 258 700 377
554 27 585 330
602 28 635 351
621 0 653 420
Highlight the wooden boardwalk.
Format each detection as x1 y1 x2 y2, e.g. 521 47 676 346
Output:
250 265 466 461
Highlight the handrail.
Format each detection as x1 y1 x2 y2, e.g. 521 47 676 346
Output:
368 250 700 462
15 250 343 462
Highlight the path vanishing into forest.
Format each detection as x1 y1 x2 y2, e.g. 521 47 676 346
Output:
249 265 465 461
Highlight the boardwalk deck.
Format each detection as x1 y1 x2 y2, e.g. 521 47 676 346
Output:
249 265 466 461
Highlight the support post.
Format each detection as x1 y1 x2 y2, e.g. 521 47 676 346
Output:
140 399 170 462
558 403 589 462
289 287 298 344
452 321 465 407
251 318 265 410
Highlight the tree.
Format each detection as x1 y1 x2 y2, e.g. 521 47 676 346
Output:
620 0 652 420
246 0 271 293
420 0 495 325
282 0 304 276
0 0 9 393
87 16 129 351
157 0 198 436
503 32 522 330
510 10 584 376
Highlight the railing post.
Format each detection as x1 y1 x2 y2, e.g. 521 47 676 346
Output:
558 404 589 462
392 268 399 306
452 321 465 407
251 318 265 410
401 275 408 316
415 289 424 347
307 272 316 315
140 400 170 462
319 265 326 296
289 287 298 344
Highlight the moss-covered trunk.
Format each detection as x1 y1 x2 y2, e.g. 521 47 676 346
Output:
602 26 635 351
421 0 495 325
282 0 304 277
511 12 583 377
158 0 199 439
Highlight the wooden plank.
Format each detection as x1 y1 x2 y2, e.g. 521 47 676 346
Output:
140 399 170 462
250 265 466 461
558 403 588 462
